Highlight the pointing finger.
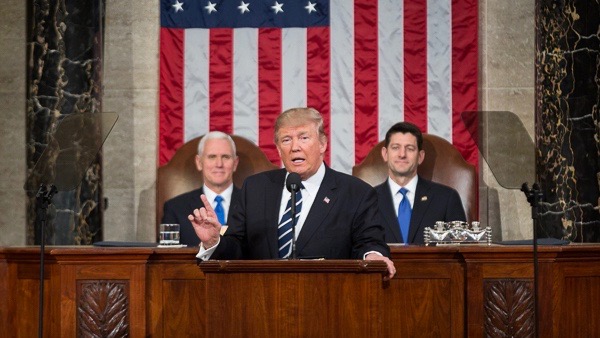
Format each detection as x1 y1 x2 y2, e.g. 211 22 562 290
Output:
200 194 215 213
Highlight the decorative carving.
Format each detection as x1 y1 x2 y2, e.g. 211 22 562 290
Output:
484 279 534 338
77 280 129 337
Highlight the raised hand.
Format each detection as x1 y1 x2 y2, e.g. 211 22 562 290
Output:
188 194 222 248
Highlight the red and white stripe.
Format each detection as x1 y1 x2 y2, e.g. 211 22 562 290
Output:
159 0 478 172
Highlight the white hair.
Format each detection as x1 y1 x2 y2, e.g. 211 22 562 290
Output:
197 131 237 157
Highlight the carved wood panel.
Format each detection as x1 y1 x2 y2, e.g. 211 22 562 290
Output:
77 280 129 338
483 279 534 338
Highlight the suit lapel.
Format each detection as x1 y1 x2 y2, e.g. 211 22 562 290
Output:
380 183 403 243
295 167 338 254
225 187 241 224
408 178 432 242
266 170 286 258
187 187 205 211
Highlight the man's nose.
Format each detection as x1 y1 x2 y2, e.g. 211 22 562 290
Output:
215 157 223 166
290 138 301 150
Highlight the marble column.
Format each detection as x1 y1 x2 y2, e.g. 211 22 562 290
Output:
535 0 600 242
26 0 106 244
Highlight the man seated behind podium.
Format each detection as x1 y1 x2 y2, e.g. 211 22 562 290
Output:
377 122 466 244
162 131 240 246
189 107 396 280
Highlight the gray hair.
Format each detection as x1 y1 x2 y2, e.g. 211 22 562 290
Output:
197 131 237 157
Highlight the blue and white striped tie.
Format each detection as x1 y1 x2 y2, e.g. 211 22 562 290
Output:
278 190 302 258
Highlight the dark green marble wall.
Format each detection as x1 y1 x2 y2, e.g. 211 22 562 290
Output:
26 0 105 244
536 0 600 241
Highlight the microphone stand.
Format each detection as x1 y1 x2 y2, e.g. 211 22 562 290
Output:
521 182 543 338
290 185 298 259
36 184 57 338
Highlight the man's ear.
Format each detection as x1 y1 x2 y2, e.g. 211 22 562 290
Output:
418 149 425 165
381 146 389 162
232 156 239 172
319 138 328 156
195 154 203 172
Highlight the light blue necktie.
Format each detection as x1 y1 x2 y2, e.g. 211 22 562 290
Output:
214 195 226 225
278 190 302 258
398 188 412 243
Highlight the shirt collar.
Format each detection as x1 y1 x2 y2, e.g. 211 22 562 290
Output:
202 183 234 203
285 162 326 198
387 175 419 195
302 162 326 197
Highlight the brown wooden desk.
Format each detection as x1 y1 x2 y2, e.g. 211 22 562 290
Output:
1 245 600 337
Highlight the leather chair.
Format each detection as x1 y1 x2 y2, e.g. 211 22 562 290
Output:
352 134 478 223
156 135 278 234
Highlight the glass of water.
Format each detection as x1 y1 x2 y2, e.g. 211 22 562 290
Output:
159 223 180 246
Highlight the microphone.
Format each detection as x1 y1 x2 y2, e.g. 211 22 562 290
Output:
286 172 301 192
285 173 302 259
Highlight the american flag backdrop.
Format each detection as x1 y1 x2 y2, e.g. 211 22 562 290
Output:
159 0 478 172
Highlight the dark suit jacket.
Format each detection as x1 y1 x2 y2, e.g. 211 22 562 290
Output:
162 186 241 246
375 176 466 244
212 166 390 259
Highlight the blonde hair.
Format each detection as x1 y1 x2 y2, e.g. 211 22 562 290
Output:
274 107 326 143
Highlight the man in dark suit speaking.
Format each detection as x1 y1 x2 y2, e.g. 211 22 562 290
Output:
376 122 466 244
189 107 395 280
162 131 240 246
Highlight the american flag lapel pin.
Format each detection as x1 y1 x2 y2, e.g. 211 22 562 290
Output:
323 196 330 204
421 196 428 201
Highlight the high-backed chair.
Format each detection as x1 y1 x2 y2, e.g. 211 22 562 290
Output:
156 135 278 235
352 134 478 223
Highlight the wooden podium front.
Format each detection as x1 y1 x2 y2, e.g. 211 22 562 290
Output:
3 245 600 337
200 260 388 337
